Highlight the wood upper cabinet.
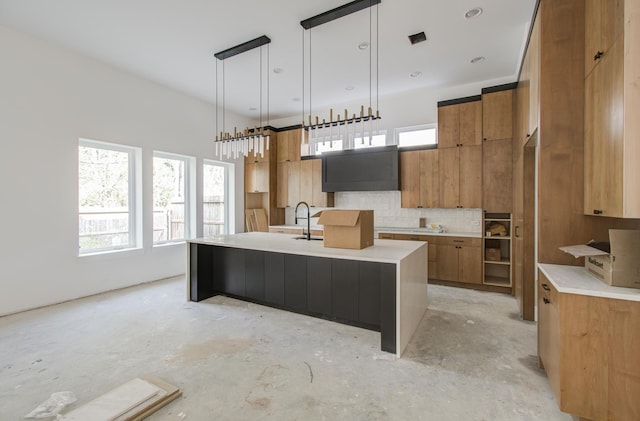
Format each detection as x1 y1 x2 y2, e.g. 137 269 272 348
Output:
584 0 640 218
400 149 439 208
245 162 269 193
482 90 513 142
277 158 332 208
527 16 540 136
277 129 301 162
585 0 623 78
437 100 482 148
277 161 300 207
440 146 482 209
483 138 513 213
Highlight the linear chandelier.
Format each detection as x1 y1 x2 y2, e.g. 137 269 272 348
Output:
213 36 271 159
300 0 382 151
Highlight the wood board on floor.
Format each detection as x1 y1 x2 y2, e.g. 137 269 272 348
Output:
58 375 181 421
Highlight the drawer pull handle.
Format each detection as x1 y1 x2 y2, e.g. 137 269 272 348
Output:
453 240 464 243
594 51 604 61
593 209 603 215
541 284 550 291
543 298 551 305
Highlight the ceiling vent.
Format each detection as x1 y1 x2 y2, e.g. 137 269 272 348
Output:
408 32 427 45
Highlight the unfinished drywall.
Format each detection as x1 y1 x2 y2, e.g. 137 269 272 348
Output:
0 25 250 315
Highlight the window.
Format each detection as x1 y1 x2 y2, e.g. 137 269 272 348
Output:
353 132 387 149
153 152 194 244
396 125 437 148
203 160 232 236
78 139 141 254
314 138 344 155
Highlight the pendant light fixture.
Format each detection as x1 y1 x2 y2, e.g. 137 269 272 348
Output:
300 0 382 152
213 36 271 159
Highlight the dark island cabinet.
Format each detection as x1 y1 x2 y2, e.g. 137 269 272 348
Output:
245 250 265 301
332 260 359 322
284 255 307 313
307 257 332 316
264 252 285 306
189 243 397 353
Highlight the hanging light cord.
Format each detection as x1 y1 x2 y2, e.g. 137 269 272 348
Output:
260 44 263 132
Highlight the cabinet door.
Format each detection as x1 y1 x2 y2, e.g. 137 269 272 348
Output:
247 162 269 193
310 159 329 206
299 159 313 205
459 100 482 146
436 244 459 281
358 261 381 326
307 256 331 315
284 254 307 312
585 0 624 77
400 151 420 208
245 250 265 301
483 139 513 213
584 38 624 217
459 245 482 284
213 247 245 296
459 145 482 208
331 259 359 321
287 161 301 207
419 149 440 208
245 163 256 193
276 163 288 208
264 252 285 306
439 148 460 208
483 90 513 142
277 131 290 162
287 130 301 161
437 104 459 149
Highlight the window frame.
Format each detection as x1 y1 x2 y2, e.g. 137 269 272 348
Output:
152 151 195 246
78 138 142 256
395 124 438 148
203 159 233 236
351 130 388 149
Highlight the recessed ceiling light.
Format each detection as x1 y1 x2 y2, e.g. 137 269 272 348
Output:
358 42 369 50
465 7 483 19
249 107 257 111
292 97 301 102
345 85 355 91
273 67 284 74
470 56 485 64
410 71 422 78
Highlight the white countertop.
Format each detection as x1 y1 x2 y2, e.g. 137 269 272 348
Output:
538 263 640 302
376 227 482 238
190 232 426 264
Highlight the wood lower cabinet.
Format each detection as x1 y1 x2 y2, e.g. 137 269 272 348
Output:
439 146 482 209
538 270 640 420
400 149 439 208
379 233 480 285
436 237 482 284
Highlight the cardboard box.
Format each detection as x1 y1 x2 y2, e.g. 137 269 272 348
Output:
314 210 374 249
559 229 640 289
485 248 501 261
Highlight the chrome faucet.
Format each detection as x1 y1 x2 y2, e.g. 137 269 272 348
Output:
294 201 311 240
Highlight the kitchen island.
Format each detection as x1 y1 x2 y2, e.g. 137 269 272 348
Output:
187 232 428 357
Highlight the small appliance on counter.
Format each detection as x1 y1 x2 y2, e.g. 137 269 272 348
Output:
559 229 640 289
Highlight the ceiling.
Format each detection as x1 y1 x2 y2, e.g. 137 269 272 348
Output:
0 0 536 122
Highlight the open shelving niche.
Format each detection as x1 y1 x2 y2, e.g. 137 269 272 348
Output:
483 212 512 287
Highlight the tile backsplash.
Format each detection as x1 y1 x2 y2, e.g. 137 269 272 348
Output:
284 191 483 234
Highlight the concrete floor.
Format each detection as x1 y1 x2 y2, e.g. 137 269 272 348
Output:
0 277 570 420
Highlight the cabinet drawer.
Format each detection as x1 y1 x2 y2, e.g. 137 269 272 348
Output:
269 227 303 235
378 233 394 240
392 233 427 241
438 236 481 247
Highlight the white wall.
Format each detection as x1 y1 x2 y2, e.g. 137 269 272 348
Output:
270 76 515 131
0 25 251 315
